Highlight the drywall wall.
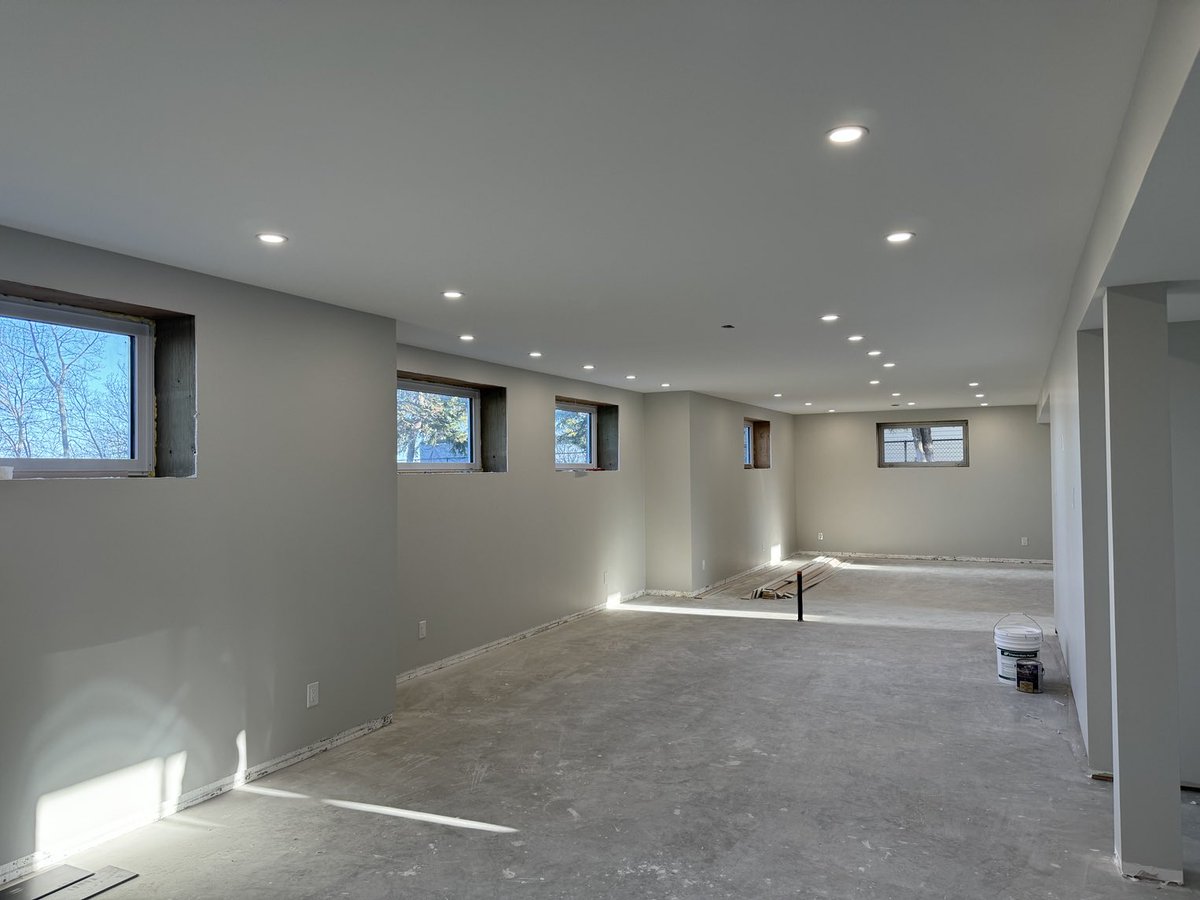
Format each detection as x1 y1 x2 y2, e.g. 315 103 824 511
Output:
1169 321 1200 786
0 227 399 871
686 393 796 590
793 406 1051 559
644 392 692 591
394 345 646 671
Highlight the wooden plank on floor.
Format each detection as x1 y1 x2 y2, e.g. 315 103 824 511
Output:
0 866 92 899
40 868 137 899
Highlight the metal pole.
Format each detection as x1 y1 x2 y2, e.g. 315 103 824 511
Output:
797 569 804 621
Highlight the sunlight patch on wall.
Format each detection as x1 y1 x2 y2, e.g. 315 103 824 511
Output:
35 751 187 860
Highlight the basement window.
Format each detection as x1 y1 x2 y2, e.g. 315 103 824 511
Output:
555 397 619 470
744 418 770 469
0 294 155 476
397 373 507 472
877 420 969 467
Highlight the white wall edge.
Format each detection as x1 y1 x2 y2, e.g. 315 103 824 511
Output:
0 714 392 886
396 602 611 686
798 549 1052 566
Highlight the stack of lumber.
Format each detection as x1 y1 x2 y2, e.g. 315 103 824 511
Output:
747 556 843 600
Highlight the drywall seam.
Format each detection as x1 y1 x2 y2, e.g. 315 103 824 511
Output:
395 602 611 685
797 549 1052 565
0 714 392 886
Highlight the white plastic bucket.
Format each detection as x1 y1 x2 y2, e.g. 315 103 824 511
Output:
994 614 1042 682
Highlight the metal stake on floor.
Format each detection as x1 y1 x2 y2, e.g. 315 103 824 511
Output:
797 569 804 621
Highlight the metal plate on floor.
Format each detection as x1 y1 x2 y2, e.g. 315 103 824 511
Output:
0 866 92 899
41 868 137 899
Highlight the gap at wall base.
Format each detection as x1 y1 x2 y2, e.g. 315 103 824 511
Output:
799 549 1052 565
1119 857 1183 885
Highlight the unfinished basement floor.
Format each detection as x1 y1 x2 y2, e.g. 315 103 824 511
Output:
64 558 1200 898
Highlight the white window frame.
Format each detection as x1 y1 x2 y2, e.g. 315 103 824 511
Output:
876 419 970 468
743 421 753 468
0 294 154 477
396 378 481 472
554 400 597 470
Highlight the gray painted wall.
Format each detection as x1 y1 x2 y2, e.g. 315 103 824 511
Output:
793 406 1051 559
686 393 796 590
394 345 646 671
644 393 692 591
0 228 399 868
1169 321 1200 786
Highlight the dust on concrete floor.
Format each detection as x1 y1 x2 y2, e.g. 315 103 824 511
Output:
69 558 1198 898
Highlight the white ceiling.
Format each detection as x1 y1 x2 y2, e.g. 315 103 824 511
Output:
0 1 1161 413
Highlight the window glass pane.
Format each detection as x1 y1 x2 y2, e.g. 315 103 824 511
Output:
744 424 752 465
396 388 472 464
0 315 133 459
555 407 592 465
880 424 965 464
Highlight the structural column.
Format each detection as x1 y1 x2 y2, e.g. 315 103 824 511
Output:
1103 283 1182 883
1077 328 1112 774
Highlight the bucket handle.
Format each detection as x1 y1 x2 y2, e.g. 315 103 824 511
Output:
993 612 1043 639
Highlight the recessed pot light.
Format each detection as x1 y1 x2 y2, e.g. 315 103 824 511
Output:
975 393 985 398
968 381 980 387
891 392 901 397
256 232 288 244
661 383 671 388
867 350 882 357
804 402 813 407
906 401 916 406
721 324 735 329
582 364 595 370
773 393 783 398
980 402 989 407
848 335 864 342
886 231 915 244
459 334 474 342
827 409 836 413
442 290 464 300
882 362 896 368
626 375 636 380
529 351 542 358
821 314 840 322
869 380 880 385
827 125 868 144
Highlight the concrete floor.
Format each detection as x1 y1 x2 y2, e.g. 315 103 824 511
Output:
64 558 1199 898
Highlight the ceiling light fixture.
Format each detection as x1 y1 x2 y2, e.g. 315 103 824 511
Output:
980 402 989 407
721 324 735 329
626 375 636 380
827 409 836 413
891 392 901 397
827 125 868 144
820 314 840 323
906 401 916 406
975 393 985 398
582 364 595 370
256 232 288 245
773 393 783 398
804 402 813 407
459 334 474 342
848 335 864 342
882 362 896 368
442 290 464 300
869 380 880 385
968 382 980 387
529 351 542 358
867 350 882 357
886 231 915 244
661 383 671 388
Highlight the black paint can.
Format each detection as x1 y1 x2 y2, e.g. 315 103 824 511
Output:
1015 658 1043 694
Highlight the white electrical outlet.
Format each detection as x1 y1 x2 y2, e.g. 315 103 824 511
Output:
418 619 427 639
817 532 824 541
1021 536 1029 547
306 682 319 709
